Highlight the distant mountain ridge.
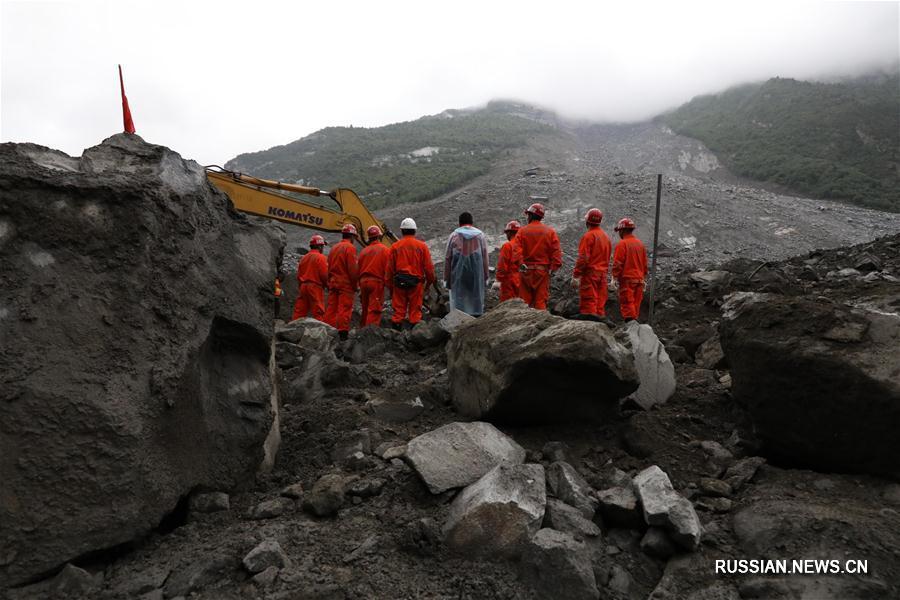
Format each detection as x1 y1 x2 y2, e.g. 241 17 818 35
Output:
226 72 900 212
661 72 900 211
225 101 556 209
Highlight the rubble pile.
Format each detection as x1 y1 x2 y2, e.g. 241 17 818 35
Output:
4 136 900 598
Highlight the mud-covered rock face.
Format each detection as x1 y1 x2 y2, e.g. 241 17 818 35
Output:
0 134 284 586
720 292 900 480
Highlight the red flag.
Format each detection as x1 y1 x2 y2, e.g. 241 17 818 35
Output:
118 64 136 134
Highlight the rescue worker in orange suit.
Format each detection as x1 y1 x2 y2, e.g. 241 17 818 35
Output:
516 203 562 310
495 220 523 302
571 208 612 318
387 217 435 329
357 225 390 328
292 235 329 322
325 224 359 340
611 217 648 322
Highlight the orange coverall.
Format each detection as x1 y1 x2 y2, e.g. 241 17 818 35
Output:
612 233 648 321
516 221 562 310
387 235 436 325
357 241 390 327
292 250 328 321
325 239 358 332
574 226 612 316
495 239 523 302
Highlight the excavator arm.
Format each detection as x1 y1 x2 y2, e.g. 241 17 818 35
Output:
205 167 397 246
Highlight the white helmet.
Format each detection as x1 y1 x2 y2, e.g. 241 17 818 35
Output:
400 217 417 230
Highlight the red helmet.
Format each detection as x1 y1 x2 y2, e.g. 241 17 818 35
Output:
366 225 382 240
525 203 545 219
309 234 327 247
341 223 358 236
614 217 636 231
585 208 603 225
504 220 521 233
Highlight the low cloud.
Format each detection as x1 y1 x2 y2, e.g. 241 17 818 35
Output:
2 0 897 165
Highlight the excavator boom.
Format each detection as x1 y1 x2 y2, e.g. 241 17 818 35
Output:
206 168 397 246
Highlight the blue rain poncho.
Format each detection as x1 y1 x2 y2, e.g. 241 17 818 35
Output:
444 225 489 316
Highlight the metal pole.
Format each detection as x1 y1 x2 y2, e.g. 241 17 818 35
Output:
648 174 662 327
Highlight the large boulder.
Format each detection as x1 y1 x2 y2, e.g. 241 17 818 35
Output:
443 463 546 558
0 135 282 586
546 461 598 519
277 319 349 404
447 299 639 423
543 499 602 540
520 529 598 600
405 422 526 494
720 292 900 479
439 308 476 334
633 466 702 551
623 321 676 410
276 318 338 352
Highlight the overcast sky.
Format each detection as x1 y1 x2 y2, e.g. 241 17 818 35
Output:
2 0 897 165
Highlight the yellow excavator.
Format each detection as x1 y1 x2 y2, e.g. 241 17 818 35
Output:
207 167 449 316
205 167 397 246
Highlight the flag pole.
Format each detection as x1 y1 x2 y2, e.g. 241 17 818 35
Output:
648 174 662 327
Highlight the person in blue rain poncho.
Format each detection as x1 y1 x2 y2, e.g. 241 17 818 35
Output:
444 212 489 316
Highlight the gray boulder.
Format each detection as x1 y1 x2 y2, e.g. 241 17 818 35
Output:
443 463 546 558
699 478 732 498
695 333 726 369
242 539 291 574
608 565 634 597
623 321 677 409
447 299 638 423
544 498 602 540
520 529 598 600
276 318 337 351
596 486 644 529
0 135 282 586
633 466 702 551
439 308 476 334
720 292 900 479
406 319 449 349
366 396 425 423
405 422 526 494
547 461 598 519
690 270 732 292
302 474 348 517
278 319 351 404
248 498 289 520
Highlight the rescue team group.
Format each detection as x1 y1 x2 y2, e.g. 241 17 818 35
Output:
277 202 648 340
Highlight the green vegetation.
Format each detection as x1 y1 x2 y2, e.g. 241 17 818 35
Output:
662 73 900 211
225 102 554 209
